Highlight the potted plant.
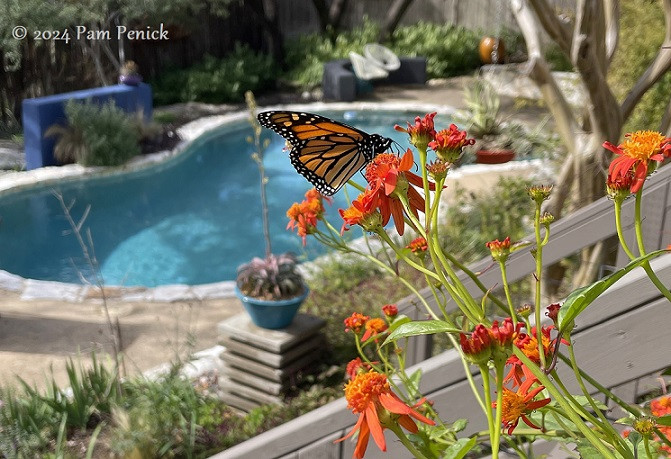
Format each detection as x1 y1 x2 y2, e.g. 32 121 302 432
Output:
235 92 308 329
458 78 516 164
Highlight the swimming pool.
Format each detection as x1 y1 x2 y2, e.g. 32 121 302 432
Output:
0 108 451 287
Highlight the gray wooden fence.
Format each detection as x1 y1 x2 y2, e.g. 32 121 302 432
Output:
212 164 671 458
278 0 577 38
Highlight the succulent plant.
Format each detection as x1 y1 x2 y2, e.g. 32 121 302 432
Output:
236 253 305 301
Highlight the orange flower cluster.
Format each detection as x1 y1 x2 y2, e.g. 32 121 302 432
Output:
486 237 512 262
460 307 568 435
344 312 370 333
460 318 521 365
429 123 475 163
604 130 671 193
495 366 551 435
286 188 331 245
336 370 435 458
406 237 428 254
651 395 671 456
340 114 472 237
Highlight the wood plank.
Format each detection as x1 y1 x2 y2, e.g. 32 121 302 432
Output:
297 431 344 459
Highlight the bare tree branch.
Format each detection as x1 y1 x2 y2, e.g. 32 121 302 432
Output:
621 0 671 120
527 0 572 52
510 0 578 154
603 0 619 65
661 97 671 136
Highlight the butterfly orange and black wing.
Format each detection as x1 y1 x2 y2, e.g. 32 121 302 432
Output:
257 111 392 196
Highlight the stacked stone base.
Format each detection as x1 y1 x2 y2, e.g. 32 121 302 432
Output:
218 313 325 411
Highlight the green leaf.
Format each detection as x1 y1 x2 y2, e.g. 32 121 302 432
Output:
575 441 603 459
387 315 411 334
383 320 460 345
558 249 669 333
451 418 468 433
615 416 635 426
657 414 671 426
443 437 477 459
571 395 608 411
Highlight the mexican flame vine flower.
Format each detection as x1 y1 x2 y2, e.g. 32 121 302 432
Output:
428 123 475 163
344 312 370 334
382 304 398 318
286 188 331 245
361 317 388 342
394 112 436 150
495 375 551 435
604 131 671 193
336 371 435 458
339 191 382 234
505 326 567 386
363 150 432 236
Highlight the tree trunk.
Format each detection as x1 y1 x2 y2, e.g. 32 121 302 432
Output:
378 0 414 42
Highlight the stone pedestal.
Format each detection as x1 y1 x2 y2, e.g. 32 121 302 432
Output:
218 312 325 411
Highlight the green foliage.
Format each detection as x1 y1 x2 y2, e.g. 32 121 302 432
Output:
609 0 671 132
0 386 58 456
112 371 221 458
52 99 140 166
283 21 481 88
152 44 277 105
390 22 480 79
441 177 534 262
544 44 573 72
283 20 379 88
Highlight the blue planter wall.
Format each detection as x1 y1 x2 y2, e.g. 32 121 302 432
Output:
22 83 152 170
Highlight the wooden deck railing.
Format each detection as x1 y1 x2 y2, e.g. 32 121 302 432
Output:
212 165 671 459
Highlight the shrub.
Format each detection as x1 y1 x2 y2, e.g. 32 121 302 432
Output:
283 21 482 88
441 177 534 262
49 99 140 166
152 44 277 105
391 22 481 79
609 0 671 132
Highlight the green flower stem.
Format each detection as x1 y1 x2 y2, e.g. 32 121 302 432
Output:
644 435 653 458
634 188 646 256
480 365 497 458
376 231 441 282
550 370 604 426
498 261 518 326
533 203 546 369
556 353 644 418
512 348 617 459
386 200 481 323
417 145 432 230
615 196 671 305
492 364 505 457
443 251 510 315
448 334 486 413
547 409 581 441
345 179 366 193
387 423 430 459
427 189 483 322
614 200 636 260
565 341 633 458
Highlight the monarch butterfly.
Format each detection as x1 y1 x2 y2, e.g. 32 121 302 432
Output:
257 111 393 196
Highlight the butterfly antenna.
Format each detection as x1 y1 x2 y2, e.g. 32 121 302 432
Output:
392 140 403 154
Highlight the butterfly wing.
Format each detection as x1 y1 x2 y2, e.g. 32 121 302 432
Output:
257 111 377 196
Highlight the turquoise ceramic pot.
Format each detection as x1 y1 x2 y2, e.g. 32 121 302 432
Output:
235 286 309 329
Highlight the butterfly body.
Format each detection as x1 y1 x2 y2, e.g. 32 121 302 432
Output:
257 111 392 195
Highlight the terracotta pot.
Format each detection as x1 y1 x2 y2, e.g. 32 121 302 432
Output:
475 149 515 164
479 37 506 64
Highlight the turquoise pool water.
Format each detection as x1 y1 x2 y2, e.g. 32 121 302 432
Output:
0 110 447 286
